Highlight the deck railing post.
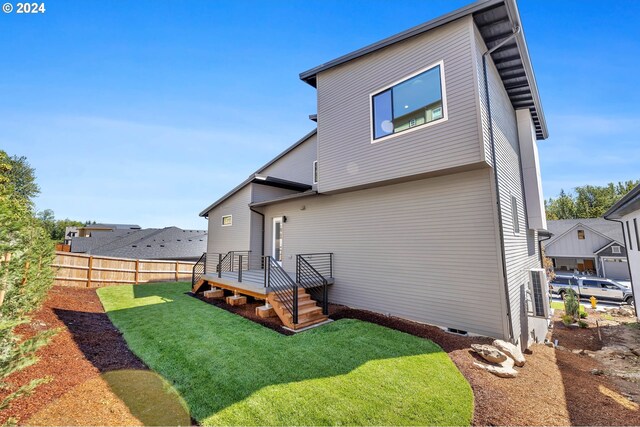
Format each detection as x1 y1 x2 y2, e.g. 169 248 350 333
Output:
230 251 234 272
238 255 243 282
293 283 299 325
322 279 328 315
218 253 222 278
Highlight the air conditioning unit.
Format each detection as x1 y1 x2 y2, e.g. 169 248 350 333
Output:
528 268 550 318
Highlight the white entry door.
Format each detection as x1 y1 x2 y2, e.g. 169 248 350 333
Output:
273 217 283 266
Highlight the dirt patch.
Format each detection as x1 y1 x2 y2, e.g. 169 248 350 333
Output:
0 287 190 426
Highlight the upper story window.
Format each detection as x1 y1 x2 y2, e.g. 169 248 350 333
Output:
371 61 447 142
577 229 585 240
221 215 232 226
612 245 621 254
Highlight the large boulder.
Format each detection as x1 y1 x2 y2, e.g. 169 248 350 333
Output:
493 339 526 367
473 359 518 378
471 344 508 364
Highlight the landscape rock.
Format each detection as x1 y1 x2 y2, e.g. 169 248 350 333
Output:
473 361 518 378
471 344 508 364
493 339 526 367
591 369 605 376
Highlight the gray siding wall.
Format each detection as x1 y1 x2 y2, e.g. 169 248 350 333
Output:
260 169 508 338
316 16 484 193
205 185 252 274
260 133 317 184
474 26 540 346
545 228 611 258
598 243 627 258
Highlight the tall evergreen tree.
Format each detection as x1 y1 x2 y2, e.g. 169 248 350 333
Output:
0 150 57 424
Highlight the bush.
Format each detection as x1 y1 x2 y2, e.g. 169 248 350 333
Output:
562 314 575 326
563 289 580 320
579 311 588 319
578 320 589 328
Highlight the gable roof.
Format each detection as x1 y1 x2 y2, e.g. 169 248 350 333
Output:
546 219 624 247
594 240 625 256
604 182 640 219
299 0 547 140
71 227 207 260
198 129 317 217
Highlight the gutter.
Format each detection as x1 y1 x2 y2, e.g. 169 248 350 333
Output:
537 231 552 270
603 215 637 308
482 25 521 343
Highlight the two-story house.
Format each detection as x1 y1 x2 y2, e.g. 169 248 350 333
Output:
195 0 550 348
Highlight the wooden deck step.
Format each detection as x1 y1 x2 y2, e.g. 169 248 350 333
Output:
267 288 328 330
192 279 209 294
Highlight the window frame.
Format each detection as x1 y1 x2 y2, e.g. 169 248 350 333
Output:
577 229 585 240
221 215 233 227
369 60 448 144
635 218 640 251
627 221 634 251
312 160 318 184
611 245 621 254
511 195 520 234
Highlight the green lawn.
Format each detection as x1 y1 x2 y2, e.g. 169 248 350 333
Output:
97 282 473 426
551 301 586 312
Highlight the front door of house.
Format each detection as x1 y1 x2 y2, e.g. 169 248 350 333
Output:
273 217 283 266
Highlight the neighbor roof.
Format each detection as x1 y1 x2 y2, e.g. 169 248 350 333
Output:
546 219 624 247
604 183 640 219
71 227 207 260
299 0 547 140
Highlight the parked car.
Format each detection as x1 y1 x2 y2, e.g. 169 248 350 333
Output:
550 273 634 305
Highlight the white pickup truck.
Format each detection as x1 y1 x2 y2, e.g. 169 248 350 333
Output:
550 273 634 306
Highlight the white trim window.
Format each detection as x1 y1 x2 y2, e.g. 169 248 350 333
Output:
511 195 520 234
612 245 621 254
370 60 447 143
221 215 232 226
312 160 318 184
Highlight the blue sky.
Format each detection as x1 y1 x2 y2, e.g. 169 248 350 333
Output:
1 0 638 229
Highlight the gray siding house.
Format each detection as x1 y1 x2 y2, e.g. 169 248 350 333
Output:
198 0 550 347
545 219 630 282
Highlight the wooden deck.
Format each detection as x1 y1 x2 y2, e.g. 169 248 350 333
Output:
200 272 269 299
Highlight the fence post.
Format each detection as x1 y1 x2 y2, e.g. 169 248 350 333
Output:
135 259 139 284
87 256 93 288
175 261 179 282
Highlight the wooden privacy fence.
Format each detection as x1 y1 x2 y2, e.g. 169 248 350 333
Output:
52 252 196 288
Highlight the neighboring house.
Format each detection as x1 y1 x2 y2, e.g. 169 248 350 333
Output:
70 226 207 261
604 183 640 314
64 223 141 246
199 0 550 346
544 219 630 281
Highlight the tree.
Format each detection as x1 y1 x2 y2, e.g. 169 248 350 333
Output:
36 210 85 243
3 155 40 202
0 150 57 423
546 180 640 220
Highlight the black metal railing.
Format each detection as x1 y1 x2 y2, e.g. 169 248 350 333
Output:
263 255 299 324
296 253 333 280
192 252 207 289
296 253 333 315
216 250 251 281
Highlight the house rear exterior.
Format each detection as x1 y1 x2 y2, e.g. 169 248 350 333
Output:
199 0 550 347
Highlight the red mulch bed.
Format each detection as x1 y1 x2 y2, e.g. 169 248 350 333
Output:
0 287 148 425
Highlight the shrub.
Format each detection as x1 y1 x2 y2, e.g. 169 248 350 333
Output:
563 289 580 320
562 314 575 326
578 320 589 329
579 311 588 319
